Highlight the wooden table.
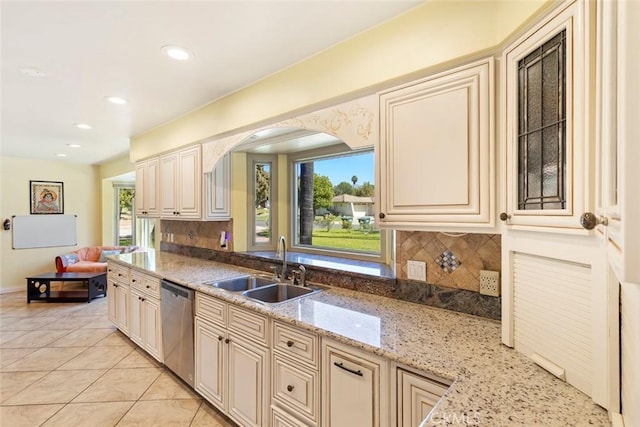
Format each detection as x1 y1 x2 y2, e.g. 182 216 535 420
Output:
26 272 107 303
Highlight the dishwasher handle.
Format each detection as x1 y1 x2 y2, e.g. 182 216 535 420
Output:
161 280 194 300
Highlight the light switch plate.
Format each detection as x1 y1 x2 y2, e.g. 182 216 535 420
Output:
407 260 427 281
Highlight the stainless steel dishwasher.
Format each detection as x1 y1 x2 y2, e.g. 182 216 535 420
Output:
161 280 194 387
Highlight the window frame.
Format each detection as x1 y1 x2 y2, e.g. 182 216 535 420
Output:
288 146 388 263
113 183 136 246
246 153 278 251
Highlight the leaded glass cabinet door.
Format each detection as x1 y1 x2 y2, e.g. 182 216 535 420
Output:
503 0 593 231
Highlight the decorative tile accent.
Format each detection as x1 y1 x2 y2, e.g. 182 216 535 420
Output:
436 250 461 273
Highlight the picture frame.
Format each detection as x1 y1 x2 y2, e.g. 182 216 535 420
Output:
30 180 64 214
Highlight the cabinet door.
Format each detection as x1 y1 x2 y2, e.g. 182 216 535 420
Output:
160 153 178 217
115 284 130 336
228 335 268 427
204 153 231 220
143 297 163 362
377 58 494 230
322 341 387 427
195 316 227 411
144 158 160 216
397 369 449 427
135 161 146 216
129 289 144 347
177 145 202 218
107 279 118 325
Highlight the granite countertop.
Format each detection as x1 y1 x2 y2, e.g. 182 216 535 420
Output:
112 251 610 426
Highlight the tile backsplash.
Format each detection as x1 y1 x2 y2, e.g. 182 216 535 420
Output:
396 231 501 292
161 220 233 252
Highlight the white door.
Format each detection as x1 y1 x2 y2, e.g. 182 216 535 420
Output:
500 0 612 409
594 0 640 423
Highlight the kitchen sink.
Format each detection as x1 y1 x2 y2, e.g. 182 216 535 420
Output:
207 275 276 292
242 283 320 305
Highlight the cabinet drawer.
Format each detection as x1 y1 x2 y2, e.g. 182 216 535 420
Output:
107 262 129 284
273 321 318 368
271 405 313 427
195 293 226 326
130 270 161 299
228 305 269 345
272 353 319 424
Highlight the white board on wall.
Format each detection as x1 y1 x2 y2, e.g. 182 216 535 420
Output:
12 214 77 249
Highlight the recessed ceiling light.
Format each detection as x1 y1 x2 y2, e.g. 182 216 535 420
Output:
56 153 67 157
105 96 128 105
19 67 51 78
74 123 92 130
161 45 193 61
67 144 81 148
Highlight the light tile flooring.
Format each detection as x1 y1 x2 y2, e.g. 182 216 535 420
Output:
0 290 236 426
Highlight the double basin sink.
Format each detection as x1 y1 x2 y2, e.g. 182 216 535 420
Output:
206 274 320 305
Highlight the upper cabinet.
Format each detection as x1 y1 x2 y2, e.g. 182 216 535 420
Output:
160 145 202 219
204 153 231 221
501 0 593 231
135 157 159 217
376 58 495 231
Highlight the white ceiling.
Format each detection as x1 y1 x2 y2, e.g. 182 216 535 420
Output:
1 1 421 165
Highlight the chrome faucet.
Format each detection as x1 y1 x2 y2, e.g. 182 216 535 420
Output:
276 235 287 280
292 265 307 287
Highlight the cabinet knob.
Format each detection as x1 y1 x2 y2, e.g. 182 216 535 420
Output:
146 285 150 289
225 338 230 344
499 212 511 222
286 340 294 348
286 385 294 392
218 336 223 341
580 212 608 230
378 212 386 219
131 279 136 283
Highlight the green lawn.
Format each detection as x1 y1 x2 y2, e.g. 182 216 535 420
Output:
311 228 380 252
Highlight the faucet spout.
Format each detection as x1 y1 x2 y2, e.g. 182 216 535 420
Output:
276 235 287 280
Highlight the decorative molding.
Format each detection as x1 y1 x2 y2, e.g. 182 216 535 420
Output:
203 94 378 172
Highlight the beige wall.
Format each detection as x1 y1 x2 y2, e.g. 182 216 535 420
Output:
130 0 549 161
0 157 102 292
98 155 135 245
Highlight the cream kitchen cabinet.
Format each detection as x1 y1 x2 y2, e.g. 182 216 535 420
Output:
160 145 202 219
194 292 270 427
377 58 494 231
396 367 450 427
271 321 320 426
204 152 231 221
321 339 389 427
134 157 160 217
107 262 130 336
128 270 163 362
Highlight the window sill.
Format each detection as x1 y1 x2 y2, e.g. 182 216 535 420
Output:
241 250 394 280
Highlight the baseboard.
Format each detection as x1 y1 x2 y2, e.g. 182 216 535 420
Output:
0 286 24 295
611 412 624 427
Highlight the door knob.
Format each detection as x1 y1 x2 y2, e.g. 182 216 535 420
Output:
580 212 608 230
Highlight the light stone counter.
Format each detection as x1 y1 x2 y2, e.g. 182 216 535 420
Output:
112 251 610 426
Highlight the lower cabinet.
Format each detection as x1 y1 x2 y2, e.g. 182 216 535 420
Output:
396 367 450 427
271 321 320 426
129 288 163 362
321 339 389 427
194 292 270 427
107 262 130 335
107 264 162 362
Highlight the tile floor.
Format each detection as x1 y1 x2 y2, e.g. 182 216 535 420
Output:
0 289 236 426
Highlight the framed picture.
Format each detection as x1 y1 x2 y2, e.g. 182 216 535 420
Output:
30 180 64 214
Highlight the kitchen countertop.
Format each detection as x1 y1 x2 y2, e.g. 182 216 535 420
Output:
112 251 610 426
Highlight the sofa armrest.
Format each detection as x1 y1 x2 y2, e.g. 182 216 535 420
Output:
55 253 79 273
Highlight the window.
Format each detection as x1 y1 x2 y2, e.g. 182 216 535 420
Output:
247 154 278 250
292 149 382 259
113 184 135 245
517 30 567 210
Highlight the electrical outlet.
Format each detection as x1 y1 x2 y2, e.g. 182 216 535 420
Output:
479 270 500 296
407 260 426 281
